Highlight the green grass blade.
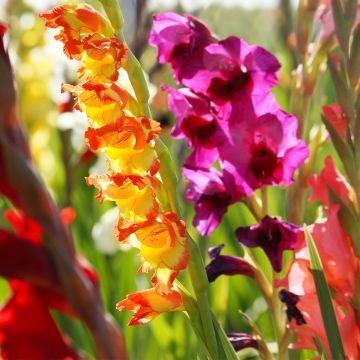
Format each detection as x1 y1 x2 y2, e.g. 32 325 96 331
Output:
304 226 345 360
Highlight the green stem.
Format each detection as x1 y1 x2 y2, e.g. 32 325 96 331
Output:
261 186 268 218
188 235 220 359
271 280 287 360
242 194 262 222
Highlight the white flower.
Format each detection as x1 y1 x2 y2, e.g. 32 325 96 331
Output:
92 207 131 254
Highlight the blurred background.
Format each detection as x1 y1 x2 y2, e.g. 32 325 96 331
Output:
0 0 335 359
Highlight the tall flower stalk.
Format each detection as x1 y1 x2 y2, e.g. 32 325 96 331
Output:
40 2 237 358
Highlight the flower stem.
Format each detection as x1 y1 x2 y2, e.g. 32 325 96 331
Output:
261 186 268 218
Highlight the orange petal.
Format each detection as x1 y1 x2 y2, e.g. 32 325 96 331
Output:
116 288 183 325
40 3 114 59
62 82 129 127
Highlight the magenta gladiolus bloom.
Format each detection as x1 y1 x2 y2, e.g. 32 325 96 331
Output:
236 216 299 272
218 108 309 194
183 166 234 236
206 244 254 282
149 12 215 83
182 36 280 105
164 85 219 166
152 12 309 237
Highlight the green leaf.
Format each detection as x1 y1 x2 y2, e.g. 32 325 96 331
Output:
327 57 352 118
211 313 239 360
304 226 346 360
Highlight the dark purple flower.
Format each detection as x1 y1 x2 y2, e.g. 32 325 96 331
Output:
279 289 306 325
236 216 299 272
182 36 280 105
183 166 235 236
163 85 219 166
227 332 259 352
217 106 309 194
206 244 254 282
149 12 215 83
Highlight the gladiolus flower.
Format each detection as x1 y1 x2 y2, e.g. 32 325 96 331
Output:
236 216 299 272
164 85 219 167
77 34 127 83
182 36 280 105
322 104 348 141
131 212 189 294
218 109 309 194
183 166 234 236
85 115 161 175
280 206 360 358
116 288 183 325
149 12 215 83
227 333 259 352
43 4 190 326
279 289 306 325
87 174 159 240
308 156 352 208
206 244 254 282
0 281 81 360
0 209 99 359
40 3 115 60
62 82 129 128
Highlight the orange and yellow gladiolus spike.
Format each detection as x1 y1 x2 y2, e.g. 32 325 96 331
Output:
42 2 189 326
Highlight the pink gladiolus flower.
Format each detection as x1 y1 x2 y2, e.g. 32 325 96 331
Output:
164 85 219 166
182 36 280 106
152 12 309 237
218 108 309 194
149 12 215 83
